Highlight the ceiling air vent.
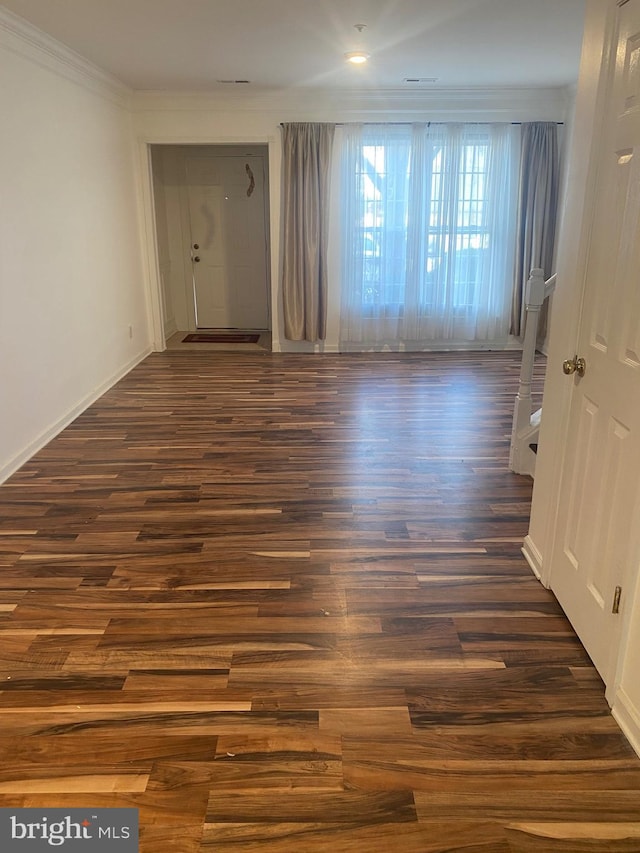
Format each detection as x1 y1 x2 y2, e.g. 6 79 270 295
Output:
216 79 251 84
403 77 438 83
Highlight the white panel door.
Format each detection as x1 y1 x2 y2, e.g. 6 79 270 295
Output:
550 0 640 685
186 154 269 329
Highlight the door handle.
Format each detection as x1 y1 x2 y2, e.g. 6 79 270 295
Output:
562 355 586 377
193 256 201 263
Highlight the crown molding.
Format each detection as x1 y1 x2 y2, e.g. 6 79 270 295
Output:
0 6 130 107
132 85 570 122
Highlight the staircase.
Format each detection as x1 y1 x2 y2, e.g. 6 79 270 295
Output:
509 268 556 477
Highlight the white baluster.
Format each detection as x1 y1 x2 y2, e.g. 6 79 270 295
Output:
509 268 547 476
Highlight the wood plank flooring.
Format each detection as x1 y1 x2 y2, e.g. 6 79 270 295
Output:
1 350 639 852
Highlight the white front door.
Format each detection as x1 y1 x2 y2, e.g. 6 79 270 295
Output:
185 154 270 329
549 0 640 685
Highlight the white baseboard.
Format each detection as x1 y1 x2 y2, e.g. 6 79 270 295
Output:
273 339 527 355
612 687 640 760
0 347 152 485
522 534 544 584
273 340 340 354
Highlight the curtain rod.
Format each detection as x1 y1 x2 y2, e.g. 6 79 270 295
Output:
279 121 564 127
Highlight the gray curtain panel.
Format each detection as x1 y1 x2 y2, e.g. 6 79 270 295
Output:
511 122 559 338
281 123 335 341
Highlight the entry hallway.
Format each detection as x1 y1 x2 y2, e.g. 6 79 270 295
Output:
0 350 639 852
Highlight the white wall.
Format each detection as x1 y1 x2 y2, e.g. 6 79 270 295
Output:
150 147 193 334
0 10 151 482
133 87 571 353
616 572 640 757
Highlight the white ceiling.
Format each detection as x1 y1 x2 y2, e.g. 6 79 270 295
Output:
1 0 586 92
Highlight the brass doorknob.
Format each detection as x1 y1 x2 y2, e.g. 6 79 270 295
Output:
562 355 586 377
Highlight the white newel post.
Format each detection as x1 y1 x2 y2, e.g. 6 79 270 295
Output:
509 268 547 475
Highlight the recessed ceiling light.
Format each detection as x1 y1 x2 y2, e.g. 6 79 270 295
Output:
345 51 370 64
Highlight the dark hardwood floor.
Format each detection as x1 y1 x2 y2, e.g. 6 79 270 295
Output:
1 350 639 852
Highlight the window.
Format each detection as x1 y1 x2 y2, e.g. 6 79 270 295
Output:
340 123 519 345
428 141 489 309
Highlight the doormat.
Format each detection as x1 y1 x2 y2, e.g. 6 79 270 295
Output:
183 333 260 343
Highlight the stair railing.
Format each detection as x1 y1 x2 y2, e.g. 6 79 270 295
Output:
509 268 557 477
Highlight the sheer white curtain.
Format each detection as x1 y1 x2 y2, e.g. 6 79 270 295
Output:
340 123 520 347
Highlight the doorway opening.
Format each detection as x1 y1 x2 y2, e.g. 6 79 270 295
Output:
150 144 271 349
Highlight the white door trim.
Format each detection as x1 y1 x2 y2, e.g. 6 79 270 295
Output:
135 134 277 352
137 141 166 351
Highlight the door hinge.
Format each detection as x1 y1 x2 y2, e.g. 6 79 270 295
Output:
612 585 622 614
